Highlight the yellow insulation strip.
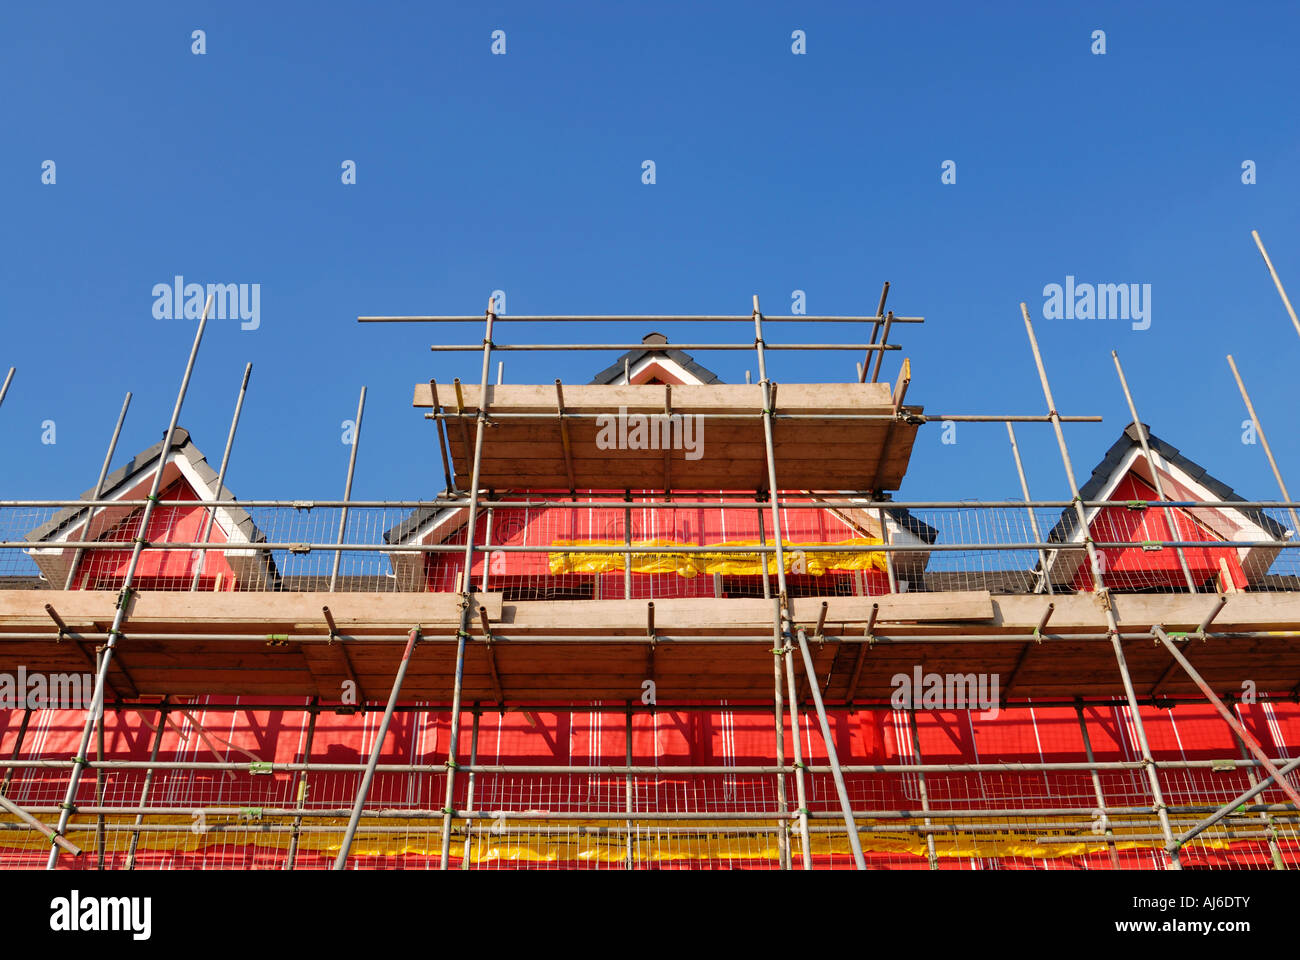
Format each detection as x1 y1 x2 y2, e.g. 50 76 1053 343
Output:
0 814 1212 864
548 537 887 578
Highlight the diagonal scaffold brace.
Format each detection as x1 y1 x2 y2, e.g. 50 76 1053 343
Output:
755 296 866 870
1172 753 1300 855
1151 624 1300 814
46 294 214 870
1020 302 1181 869
332 626 423 869
438 296 497 869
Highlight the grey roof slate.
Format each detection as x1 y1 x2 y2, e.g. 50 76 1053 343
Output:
1046 423 1289 545
588 332 723 385
25 427 268 549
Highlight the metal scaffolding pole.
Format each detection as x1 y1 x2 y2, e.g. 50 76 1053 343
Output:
9 755 1270 776
94 649 105 869
439 299 496 869
623 498 632 599
365 313 927 325
65 391 132 589
624 703 635 869
771 620 791 870
877 506 897 593
795 626 867 868
0 367 13 410
191 363 252 591
1005 422 1053 594
460 706 481 869
46 294 214 870
1152 624 1300 811
1020 302 1180 868
1173 755 1300 853
124 699 169 870
1111 351 1197 593
0 708 31 798
906 709 939 870
332 626 422 869
329 386 367 593
858 282 889 383
285 699 318 870
0 794 81 857
753 297 813 869
1252 229 1300 343
1226 354 1300 539
1074 701 1121 869
1231 713 1286 870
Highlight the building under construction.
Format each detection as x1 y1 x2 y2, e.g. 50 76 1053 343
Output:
3 265 1300 870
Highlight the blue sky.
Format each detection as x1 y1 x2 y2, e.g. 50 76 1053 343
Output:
2 1 1298 506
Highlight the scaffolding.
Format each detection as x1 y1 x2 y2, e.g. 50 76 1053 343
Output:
3 252 1300 870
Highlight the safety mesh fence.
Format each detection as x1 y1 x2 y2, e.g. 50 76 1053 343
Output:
2 700 1297 870
3 499 1300 597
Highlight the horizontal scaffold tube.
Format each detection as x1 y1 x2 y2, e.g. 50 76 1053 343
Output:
6 539 1295 552
359 315 927 323
11 804 1293 821
0 758 1265 775
6 498 1295 509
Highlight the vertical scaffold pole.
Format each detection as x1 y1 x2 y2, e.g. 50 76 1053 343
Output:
333 626 422 869
285 698 318 870
1231 718 1286 870
906 709 939 869
460 705 481 869
771 620 790 870
94 648 105 868
329 386 367 593
623 495 633 599
857 283 889 383
1074 700 1121 869
794 626 867 868
1252 230 1300 343
753 297 812 868
1226 355 1300 540
124 698 169 870
1020 302 1180 868
191 363 252 591
1006 423 1053 595
1111 351 1197 593
439 298 496 869
624 703 635 869
65 391 132 589
877 506 897 594
47 295 214 869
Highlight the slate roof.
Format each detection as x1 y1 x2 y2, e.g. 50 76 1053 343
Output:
1046 423 1289 545
589 332 723 385
25 427 266 548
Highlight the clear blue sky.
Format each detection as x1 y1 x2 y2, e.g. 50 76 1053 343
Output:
2 1 1298 505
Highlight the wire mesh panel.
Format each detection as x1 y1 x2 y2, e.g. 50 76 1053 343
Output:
5 498 1300 596
3 699 1297 870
